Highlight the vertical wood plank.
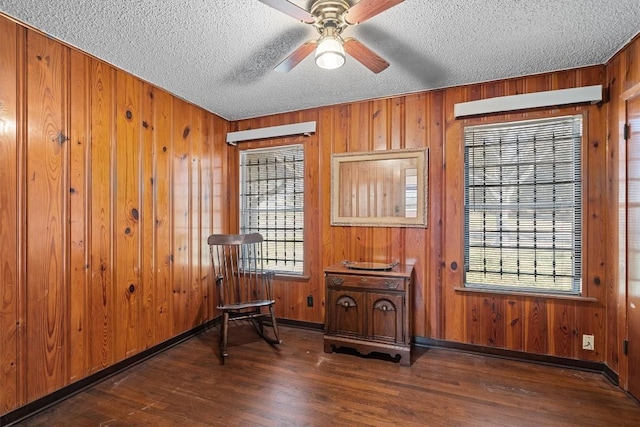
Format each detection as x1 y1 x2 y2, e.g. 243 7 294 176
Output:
320 106 338 312
88 58 115 373
482 79 505 100
210 113 229 235
190 107 203 328
426 90 445 339
549 300 575 358
329 105 347 266
442 86 466 342
15 22 28 411
350 101 370 152
390 97 404 150
25 30 68 401
505 298 524 351
200 113 213 322
68 48 90 382
114 70 141 361
371 98 388 151
153 88 174 342
140 83 155 349
609 47 624 379
172 99 192 334
403 92 429 337
524 298 548 354
0 16 20 413
580 68 608 362
552 68 577 90
479 297 506 347
465 295 480 344
300 109 323 322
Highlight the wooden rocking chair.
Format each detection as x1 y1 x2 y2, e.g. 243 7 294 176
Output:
207 233 282 364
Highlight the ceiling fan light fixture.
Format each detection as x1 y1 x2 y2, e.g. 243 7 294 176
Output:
315 35 345 70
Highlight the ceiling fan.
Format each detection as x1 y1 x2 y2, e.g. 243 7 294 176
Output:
259 0 404 73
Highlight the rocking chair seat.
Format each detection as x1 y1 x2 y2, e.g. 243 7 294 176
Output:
220 299 274 311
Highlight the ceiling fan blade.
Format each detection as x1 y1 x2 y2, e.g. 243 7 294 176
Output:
344 0 404 25
343 38 389 74
258 0 315 24
275 41 317 72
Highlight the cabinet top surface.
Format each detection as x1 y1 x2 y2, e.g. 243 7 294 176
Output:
324 262 414 278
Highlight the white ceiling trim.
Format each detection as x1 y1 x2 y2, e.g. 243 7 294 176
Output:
454 85 603 118
226 121 317 145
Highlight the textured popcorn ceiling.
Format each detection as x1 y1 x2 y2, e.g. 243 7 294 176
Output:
0 0 638 120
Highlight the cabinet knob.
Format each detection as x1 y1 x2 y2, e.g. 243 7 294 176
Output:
337 296 356 308
373 300 395 312
331 277 344 286
384 281 399 289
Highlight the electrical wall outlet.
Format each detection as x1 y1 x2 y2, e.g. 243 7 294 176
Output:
582 334 595 351
307 295 313 307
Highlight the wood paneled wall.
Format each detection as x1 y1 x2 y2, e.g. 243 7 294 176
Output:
606 33 640 390
0 16 229 414
235 67 610 368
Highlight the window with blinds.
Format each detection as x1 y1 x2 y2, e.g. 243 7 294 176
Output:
464 115 582 294
240 144 304 275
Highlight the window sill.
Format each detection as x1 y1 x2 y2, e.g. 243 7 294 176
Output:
454 286 599 302
274 273 310 282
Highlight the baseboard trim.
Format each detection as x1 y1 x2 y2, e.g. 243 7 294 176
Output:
414 336 619 385
278 318 324 331
603 363 620 385
1 318 220 427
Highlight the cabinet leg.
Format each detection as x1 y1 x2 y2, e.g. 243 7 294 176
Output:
399 350 411 366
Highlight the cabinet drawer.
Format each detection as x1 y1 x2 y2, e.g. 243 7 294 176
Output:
326 274 406 291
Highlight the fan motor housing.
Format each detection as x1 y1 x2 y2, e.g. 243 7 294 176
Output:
310 0 351 33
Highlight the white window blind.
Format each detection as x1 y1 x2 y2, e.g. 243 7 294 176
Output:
464 115 582 294
240 145 304 274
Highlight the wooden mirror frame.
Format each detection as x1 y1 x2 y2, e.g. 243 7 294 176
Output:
331 148 428 227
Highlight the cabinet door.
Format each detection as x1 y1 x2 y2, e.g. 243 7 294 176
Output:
367 292 404 343
326 289 364 337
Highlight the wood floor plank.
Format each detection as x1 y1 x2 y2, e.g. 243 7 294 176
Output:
15 325 640 426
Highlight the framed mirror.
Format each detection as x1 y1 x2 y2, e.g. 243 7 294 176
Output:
331 148 428 227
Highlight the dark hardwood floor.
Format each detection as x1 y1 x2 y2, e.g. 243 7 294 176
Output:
14 325 640 426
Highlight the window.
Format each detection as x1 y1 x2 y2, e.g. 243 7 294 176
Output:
405 168 418 218
464 115 582 294
240 144 304 274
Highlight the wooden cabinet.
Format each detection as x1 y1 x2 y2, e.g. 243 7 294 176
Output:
323 263 413 366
